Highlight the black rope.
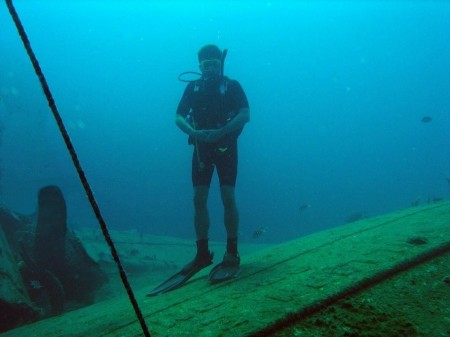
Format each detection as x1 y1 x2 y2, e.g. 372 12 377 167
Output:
5 1 151 336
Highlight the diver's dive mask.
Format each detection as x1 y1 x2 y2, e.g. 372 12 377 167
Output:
178 49 227 83
199 59 222 80
200 59 222 72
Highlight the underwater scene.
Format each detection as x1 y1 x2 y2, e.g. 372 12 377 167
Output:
1 1 449 336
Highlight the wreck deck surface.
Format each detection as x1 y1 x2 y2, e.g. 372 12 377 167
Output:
2 201 449 337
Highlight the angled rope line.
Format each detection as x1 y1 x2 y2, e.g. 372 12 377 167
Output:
4 1 151 336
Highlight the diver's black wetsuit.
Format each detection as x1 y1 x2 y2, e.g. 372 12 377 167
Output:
176 77 249 187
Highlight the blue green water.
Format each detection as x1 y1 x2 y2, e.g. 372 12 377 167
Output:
1 1 449 243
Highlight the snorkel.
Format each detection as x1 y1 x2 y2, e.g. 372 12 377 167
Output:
220 48 228 78
219 49 228 93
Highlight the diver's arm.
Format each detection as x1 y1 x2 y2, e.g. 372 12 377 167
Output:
201 108 250 143
175 114 195 136
221 108 250 135
175 114 209 140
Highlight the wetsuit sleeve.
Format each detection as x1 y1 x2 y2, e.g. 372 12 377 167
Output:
229 80 249 110
176 83 195 118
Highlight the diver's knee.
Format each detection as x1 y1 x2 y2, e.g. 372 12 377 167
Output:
220 186 236 208
193 187 209 207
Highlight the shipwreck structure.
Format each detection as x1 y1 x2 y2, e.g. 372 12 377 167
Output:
0 185 107 332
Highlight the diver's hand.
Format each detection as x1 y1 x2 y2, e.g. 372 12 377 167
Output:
190 128 225 143
190 129 210 142
202 129 225 143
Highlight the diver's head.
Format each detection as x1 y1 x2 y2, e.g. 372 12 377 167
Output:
198 44 222 80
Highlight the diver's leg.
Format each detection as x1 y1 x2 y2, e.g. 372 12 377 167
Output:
194 186 210 241
216 142 239 258
191 144 214 255
220 185 239 240
220 185 239 258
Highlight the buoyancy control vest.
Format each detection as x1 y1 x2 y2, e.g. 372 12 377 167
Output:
186 76 242 141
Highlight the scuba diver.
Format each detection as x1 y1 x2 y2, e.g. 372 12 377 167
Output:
149 44 250 296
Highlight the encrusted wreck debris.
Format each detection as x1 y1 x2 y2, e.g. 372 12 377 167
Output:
0 185 107 332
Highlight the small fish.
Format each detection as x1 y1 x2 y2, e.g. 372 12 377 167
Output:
411 198 420 207
129 248 140 257
421 116 432 123
346 212 366 223
30 279 43 289
252 226 268 239
428 197 443 204
299 203 311 211
144 254 157 261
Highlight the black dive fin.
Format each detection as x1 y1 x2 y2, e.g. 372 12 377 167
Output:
208 263 240 284
147 270 195 297
147 252 213 297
